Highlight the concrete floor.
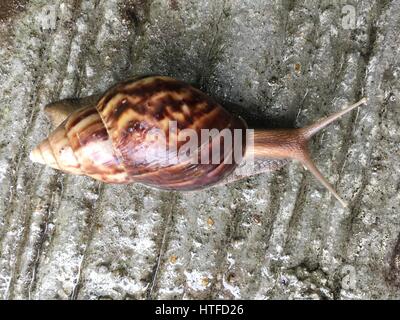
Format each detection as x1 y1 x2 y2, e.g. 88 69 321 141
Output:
0 0 399 299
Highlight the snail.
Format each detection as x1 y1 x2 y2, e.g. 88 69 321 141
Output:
30 76 368 207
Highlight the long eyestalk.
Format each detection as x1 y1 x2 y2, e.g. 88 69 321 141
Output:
249 98 368 207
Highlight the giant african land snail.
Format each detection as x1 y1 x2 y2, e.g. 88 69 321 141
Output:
30 76 368 207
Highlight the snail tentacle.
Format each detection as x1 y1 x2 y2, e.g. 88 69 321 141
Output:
250 98 368 207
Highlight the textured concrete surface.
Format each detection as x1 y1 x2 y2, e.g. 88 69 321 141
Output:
0 0 399 299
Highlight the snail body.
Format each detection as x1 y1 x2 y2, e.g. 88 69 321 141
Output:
31 76 368 206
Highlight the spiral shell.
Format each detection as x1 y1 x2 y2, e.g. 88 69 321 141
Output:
30 76 248 190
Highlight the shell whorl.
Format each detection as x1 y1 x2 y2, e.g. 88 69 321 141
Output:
31 76 248 189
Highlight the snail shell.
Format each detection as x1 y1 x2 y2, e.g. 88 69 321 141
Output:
30 76 248 190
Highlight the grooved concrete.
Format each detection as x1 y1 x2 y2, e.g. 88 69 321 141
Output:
0 0 399 299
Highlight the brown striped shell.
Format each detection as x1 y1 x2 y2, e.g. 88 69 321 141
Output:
30 76 248 190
